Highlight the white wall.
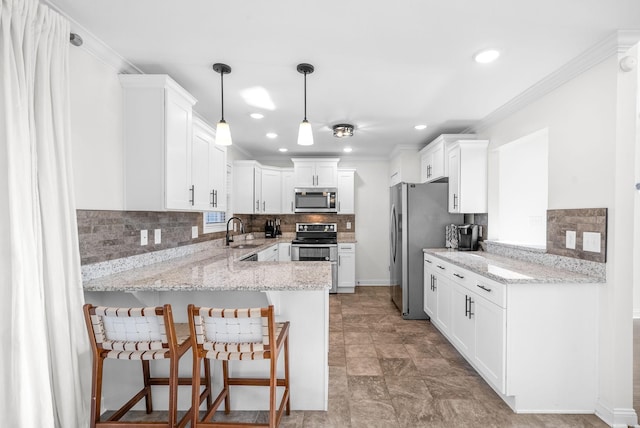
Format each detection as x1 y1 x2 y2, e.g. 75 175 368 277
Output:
69 47 124 210
478 52 637 426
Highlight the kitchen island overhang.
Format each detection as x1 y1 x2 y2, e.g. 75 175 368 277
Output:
83 240 331 413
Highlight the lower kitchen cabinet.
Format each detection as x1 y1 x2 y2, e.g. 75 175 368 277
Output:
423 251 598 412
337 243 356 293
278 243 291 261
257 244 278 262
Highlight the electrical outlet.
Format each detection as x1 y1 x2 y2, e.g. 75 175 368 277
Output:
565 230 576 249
140 230 148 246
346 221 351 230
154 229 161 244
192 226 198 239
583 232 601 253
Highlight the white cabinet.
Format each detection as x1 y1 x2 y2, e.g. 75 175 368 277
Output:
120 74 197 211
257 244 279 262
450 282 477 357
337 243 356 293
473 292 506 391
278 243 292 261
447 140 489 213
281 169 295 214
292 158 339 187
423 257 437 319
192 117 226 212
233 161 262 214
337 169 355 214
419 134 475 183
261 167 281 214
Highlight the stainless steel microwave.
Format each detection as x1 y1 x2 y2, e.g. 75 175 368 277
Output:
294 188 337 213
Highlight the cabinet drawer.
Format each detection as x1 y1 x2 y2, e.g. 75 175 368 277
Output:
339 243 355 252
447 265 473 288
471 276 505 309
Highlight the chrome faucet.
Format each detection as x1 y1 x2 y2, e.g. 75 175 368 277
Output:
226 217 245 246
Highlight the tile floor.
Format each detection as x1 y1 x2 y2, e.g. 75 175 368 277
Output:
113 286 608 427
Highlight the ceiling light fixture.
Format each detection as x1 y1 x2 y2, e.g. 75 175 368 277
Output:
333 124 354 138
297 63 314 146
213 63 232 146
414 124 427 130
266 132 278 139
250 113 264 119
343 147 353 153
279 148 288 152
474 49 500 64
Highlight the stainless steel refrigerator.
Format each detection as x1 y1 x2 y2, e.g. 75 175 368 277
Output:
390 182 463 319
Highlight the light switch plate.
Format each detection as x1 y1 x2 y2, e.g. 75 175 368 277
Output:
140 230 148 246
583 232 601 253
565 230 576 249
192 226 198 239
346 221 351 230
154 229 161 244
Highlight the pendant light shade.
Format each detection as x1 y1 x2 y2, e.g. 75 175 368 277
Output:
297 63 314 146
213 63 232 146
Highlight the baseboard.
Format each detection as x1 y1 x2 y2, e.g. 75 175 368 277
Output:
356 279 390 286
595 401 639 427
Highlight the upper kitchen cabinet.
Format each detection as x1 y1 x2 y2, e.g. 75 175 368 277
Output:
292 158 339 188
120 74 197 211
233 160 262 214
281 168 295 214
447 140 489 213
192 117 226 212
261 166 282 214
337 169 355 214
419 134 475 183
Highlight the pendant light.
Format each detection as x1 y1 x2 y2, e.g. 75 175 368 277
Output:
297 63 314 146
213 63 232 146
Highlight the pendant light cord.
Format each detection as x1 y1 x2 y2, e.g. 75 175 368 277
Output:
303 71 307 121
220 71 225 121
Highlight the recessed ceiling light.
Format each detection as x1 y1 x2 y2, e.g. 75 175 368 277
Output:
266 132 278 139
278 148 288 152
474 49 500 64
250 113 264 119
343 147 353 153
414 124 427 130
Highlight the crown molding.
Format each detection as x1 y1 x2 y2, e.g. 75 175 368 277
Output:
44 0 142 75
470 30 640 134
388 144 422 160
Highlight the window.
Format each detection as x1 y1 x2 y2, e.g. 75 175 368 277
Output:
203 163 233 234
495 128 548 247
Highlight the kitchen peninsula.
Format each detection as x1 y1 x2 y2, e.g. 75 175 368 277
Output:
83 237 330 413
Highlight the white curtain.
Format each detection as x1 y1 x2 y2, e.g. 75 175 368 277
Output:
0 0 89 427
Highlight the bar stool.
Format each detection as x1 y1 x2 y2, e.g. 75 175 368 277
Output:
83 304 212 428
187 305 290 428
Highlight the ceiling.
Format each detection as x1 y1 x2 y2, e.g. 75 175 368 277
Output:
49 0 640 160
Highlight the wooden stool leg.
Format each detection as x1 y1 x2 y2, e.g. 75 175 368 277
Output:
191 354 202 427
142 359 153 414
285 335 291 415
90 356 104 428
168 356 179 427
204 359 212 408
222 360 231 414
269 356 277 428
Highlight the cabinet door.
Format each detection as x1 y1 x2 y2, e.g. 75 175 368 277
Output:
233 163 257 214
190 130 211 210
337 245 356 289
261 168 281 214
430 143 445 180
448 147 460 213
450 282 474 357
278 243 291 261
315 161 338 187
424 270 437 319
420 151 432 183
474 296 506 393
294 161 316 187
337 170 355 214
281 170 295 214
208 145 226 211
435 274 451 335
165 90 193 210
254 165 263 213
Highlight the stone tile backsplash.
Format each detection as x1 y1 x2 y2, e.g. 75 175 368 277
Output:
77 210 356 265
546 208 607 263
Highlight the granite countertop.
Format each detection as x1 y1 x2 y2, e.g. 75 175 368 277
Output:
423 248 604 284
84 238 331 292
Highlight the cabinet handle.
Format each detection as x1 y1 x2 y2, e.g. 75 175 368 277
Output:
189 185 195 206
210 190 214 207
256 200 259 211
464 295 474 319
437 265 445 270
425 259 432 264
214 190 218 207
469 297 474 319
263 201 266 211
477 284 492 293
291 201 294 212
338 201 341 212
339 255 341 266
288 246 291 256
453 273 464 279
453 194 458 210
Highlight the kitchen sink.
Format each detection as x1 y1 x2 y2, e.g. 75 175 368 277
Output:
230 244 262 249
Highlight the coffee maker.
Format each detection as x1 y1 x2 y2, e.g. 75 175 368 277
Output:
457 224 479 251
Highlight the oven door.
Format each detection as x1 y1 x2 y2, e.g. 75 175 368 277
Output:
291 245 337 261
